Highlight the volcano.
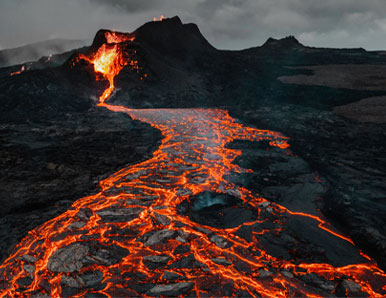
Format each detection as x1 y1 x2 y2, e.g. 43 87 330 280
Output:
1 16 386 298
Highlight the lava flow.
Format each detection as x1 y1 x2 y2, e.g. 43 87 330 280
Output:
10 65 25 76
1 31 386 298
79 31 138 104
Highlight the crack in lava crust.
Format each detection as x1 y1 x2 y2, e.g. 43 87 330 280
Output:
0 104 386 297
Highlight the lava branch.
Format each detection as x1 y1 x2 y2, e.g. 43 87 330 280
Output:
87 43 126 104
79 31 142 105
10 65 25 76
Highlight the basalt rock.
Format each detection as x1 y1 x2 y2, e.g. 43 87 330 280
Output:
147 282 194 296
48 243 89 273
141 229 177 247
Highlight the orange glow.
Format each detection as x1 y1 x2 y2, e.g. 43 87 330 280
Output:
10 65 25 76
286 210 354 245
79 31 139 103
269 140 290 149
89 43 125 103
153 15 166 22
105 31 135 44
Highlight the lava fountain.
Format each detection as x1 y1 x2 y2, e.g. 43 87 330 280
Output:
79 31 138 104
0 30 385 298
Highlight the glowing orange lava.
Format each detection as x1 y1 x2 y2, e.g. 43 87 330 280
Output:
79 31 138 104
104 31 135 44
10 65 25 76
1 31 385 298
89 43 125 103
153 15 166 22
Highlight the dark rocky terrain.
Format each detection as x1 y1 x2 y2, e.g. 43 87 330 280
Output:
0 108 161 262
230 105 386 271
0 16 386 297
0 46 162 262
109 16 386 271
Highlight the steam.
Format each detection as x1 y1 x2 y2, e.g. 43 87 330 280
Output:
0 39 89 68
192 192 230 211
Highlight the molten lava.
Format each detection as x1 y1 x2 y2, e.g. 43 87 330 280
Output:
104 31 135 44
153 15 166 22
79 31 139 104
10 65 25 76
1 29 386 298
88 43 125 103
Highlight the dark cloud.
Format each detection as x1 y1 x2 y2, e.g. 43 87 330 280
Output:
193 0 386 50
88 0 162 12
1 0 386 51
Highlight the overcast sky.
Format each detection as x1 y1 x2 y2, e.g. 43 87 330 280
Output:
2 0 386 50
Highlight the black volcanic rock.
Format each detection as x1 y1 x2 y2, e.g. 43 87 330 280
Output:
134 16 215 58
0 108 162 263
178 192 258 228
262 36 303 49
0 69 92 123
231 104 386 271
48 243 89 273
90 29 111 49
147 282 194 297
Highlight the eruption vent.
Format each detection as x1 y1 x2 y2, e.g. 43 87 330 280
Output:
79 31 139 104
153 15 166 22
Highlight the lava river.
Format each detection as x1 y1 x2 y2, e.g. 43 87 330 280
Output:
1 31 386 298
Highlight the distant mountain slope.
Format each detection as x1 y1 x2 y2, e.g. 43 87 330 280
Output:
0 39 89 67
